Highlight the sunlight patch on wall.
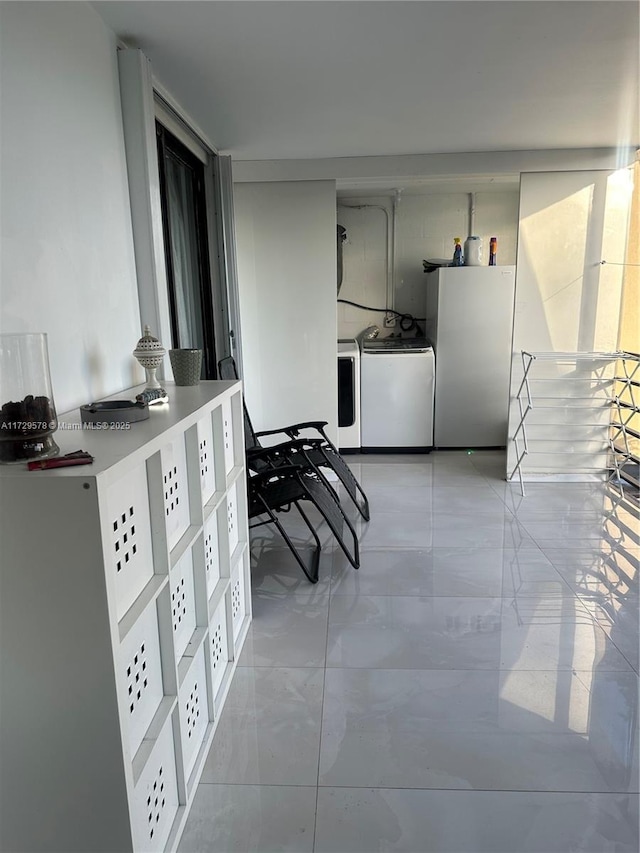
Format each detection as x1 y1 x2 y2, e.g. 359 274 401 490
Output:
618 161 639 354
518 186 593 352
595 167 635 352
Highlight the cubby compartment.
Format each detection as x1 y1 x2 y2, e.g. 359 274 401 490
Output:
230 390 244 465
130 719 179 853
203 509 221 599
170 550 197 663
105 465 154 621
230 555 247 645
161 436 190 551
178 645 209 780
196 414 217 504
221 397 235 476
208 595 230 704
119 602 165 757
226 481 239 558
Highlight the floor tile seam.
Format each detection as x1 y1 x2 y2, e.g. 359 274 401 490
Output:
243 663 342 672
313 784 637 794
577 608 640 673
452 473 506 479
571 593 616 623
318 731 597 741
514 516 636 532
312 559 335 853
524 542 639 550
541 566 640 582
255 547 640 559
232 664 326 673
323 664 636 672
573 669 640 696
312 695 326 853
249 584 638 604
360 481 508 488
237 662 335 669
512 560 581 596
566 588 640 604
356 508 521 516
539 555 640 570
545 555 636 604
349 546 572 557
321 665 634 675
527 544 640 552
512 512 638 520
488 479 512 506
327 592 572 601
318 732 599 741
351 544 546 551
354 510 519 518
327 592 585 598
531 539 640 550
356 506 514 512
193 781 319 788
327 545 338 597
391 481 509 486
319 729 609 741
253 591 332 599
364 475 492 481
367 482 488 490
542 545 640 564
522 516 636 528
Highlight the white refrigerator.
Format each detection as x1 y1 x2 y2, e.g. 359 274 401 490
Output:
425 266 516 447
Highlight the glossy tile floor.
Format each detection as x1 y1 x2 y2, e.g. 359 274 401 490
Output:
179 452 639 853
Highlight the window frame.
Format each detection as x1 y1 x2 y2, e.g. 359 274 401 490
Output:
117 48 241 382
156 121 218 378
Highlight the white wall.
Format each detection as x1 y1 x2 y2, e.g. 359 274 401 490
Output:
234 181 338 442
338 191 519 340
0 2 142 414
233 148 635 184
506 168 634 478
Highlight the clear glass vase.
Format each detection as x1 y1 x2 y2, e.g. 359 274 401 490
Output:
0 333 60 464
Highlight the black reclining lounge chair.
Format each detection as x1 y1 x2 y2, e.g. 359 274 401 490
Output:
218 356 370 522
246 446 359 583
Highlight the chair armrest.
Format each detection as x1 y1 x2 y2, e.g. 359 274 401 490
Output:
247 438 325 471
246 444 312 471
246 445 287 468
255 420 329 439
249 437 324 458
247 464 302 487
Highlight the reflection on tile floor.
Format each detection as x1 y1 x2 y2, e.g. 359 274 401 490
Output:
179 452 639 853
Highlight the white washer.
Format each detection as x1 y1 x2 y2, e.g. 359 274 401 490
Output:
337 340 361 450
360 339 435 451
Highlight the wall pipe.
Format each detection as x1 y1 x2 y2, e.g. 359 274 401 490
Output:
469 192 476 237
390 189 402 320
338 203 392 314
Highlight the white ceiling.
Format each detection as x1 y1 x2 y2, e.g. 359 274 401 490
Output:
93 1 639 162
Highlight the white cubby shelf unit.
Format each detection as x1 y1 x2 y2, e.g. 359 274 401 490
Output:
0 381 251 853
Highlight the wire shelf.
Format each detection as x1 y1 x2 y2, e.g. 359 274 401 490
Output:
522 351 622 361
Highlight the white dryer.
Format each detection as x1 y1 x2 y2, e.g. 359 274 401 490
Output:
337 339 361 450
